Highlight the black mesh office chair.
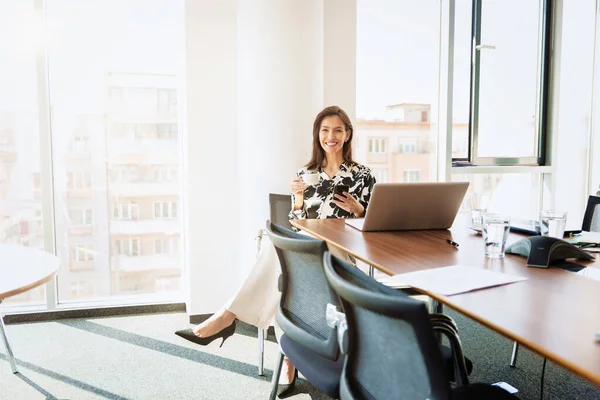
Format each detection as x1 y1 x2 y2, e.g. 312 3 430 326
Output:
582 195 600 232
323 252 515 400
256 194 293 376
266 221 344 399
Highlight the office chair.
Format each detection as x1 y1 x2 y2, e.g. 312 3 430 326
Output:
256 193 293 375
510 195 600 367
323 252 515 400
266 221 344 399
582 195 600 232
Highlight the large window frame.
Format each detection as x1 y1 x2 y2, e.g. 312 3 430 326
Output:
0 0 185 315
453 0 552 166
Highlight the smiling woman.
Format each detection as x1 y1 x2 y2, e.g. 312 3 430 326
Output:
291 105 376 220
175 105 376 394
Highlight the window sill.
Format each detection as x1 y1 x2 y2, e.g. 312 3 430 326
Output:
451 165 552 174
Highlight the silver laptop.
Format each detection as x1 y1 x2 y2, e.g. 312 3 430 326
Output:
345 182 470 232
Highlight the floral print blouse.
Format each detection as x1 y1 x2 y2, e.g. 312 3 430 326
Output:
289 161 376 220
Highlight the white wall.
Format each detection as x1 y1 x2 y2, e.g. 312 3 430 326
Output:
184 0 357 316
551 0 596 229
184 0 239 315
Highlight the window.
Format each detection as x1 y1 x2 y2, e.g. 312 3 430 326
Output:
135 123 159 139
2 0 184 307
155 238 179 255
368 138 387 154
153 166 178 182
110 165 140 182
397 138 418 154
113 202 140 220
158 123 178 139
357 1 440 183
403 169 421 183
68 209 93 226
371 168 388 183
459 0 550 165
71 243 95 262
154 202 178 219
452 173 543 221
67 171 92 189
114 238 140 257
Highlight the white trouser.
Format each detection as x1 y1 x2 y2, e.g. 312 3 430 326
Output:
227 235 353 333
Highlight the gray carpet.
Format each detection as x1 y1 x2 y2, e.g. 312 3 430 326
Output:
0 311 598 399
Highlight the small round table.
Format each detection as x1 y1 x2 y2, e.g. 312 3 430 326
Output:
0 244 59 374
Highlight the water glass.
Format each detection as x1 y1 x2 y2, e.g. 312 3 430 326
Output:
540 210 567 238
482 214 511 258
470 193 490 225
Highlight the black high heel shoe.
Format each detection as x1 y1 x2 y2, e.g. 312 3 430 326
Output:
174 320 236 347
277 367 298 398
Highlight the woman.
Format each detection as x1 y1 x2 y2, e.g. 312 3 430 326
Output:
175 105 375 396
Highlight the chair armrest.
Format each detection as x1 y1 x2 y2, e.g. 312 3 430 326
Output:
431 320 470 387
429 313 460 333
276 308 340 360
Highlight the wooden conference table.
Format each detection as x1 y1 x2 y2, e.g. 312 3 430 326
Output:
291 215 600 387
0 244 59 374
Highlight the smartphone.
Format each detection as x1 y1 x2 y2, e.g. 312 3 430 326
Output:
333 184 350 199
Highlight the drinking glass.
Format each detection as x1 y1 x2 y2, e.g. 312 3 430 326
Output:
482 213 511 258
540 210 567 238
470 193 490 225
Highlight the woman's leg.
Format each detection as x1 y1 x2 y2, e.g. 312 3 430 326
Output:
193 235 281 337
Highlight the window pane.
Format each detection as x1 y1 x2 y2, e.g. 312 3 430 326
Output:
476 0 540 158
356 0 440 183
46 0 184 303
452 172 544 221
0 1 46 306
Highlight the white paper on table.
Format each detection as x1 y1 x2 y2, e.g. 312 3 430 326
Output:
378 265 528 296
576 267 600 282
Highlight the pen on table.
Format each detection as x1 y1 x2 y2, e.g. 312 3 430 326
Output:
446 239 459 248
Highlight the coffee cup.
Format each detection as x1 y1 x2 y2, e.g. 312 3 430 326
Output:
302 173 320 186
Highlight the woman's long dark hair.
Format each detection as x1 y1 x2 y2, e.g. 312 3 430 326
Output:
305 105 354 171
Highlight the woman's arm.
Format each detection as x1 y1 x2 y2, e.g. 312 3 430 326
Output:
288 175 309 220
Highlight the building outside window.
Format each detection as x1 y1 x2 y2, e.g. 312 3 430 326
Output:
371 168 388 183
68 209 93 226
115 238 140 257
397 138 418 154
368 137 387 154
113 202 140 220
110 165 141 182
155 237 179 255
153 166 178 182
403 169 421 183
67 171 92 189
71 243 95 262
154 202 178 219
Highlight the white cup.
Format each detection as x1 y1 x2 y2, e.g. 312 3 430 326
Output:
302 173 320 186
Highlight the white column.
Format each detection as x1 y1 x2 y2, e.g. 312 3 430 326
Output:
184 0 358 316
236 0 324 278
324 0 357 122
184 0 239 315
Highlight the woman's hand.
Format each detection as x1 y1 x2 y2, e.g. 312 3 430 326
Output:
333 192 365 217
290 177 308 210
